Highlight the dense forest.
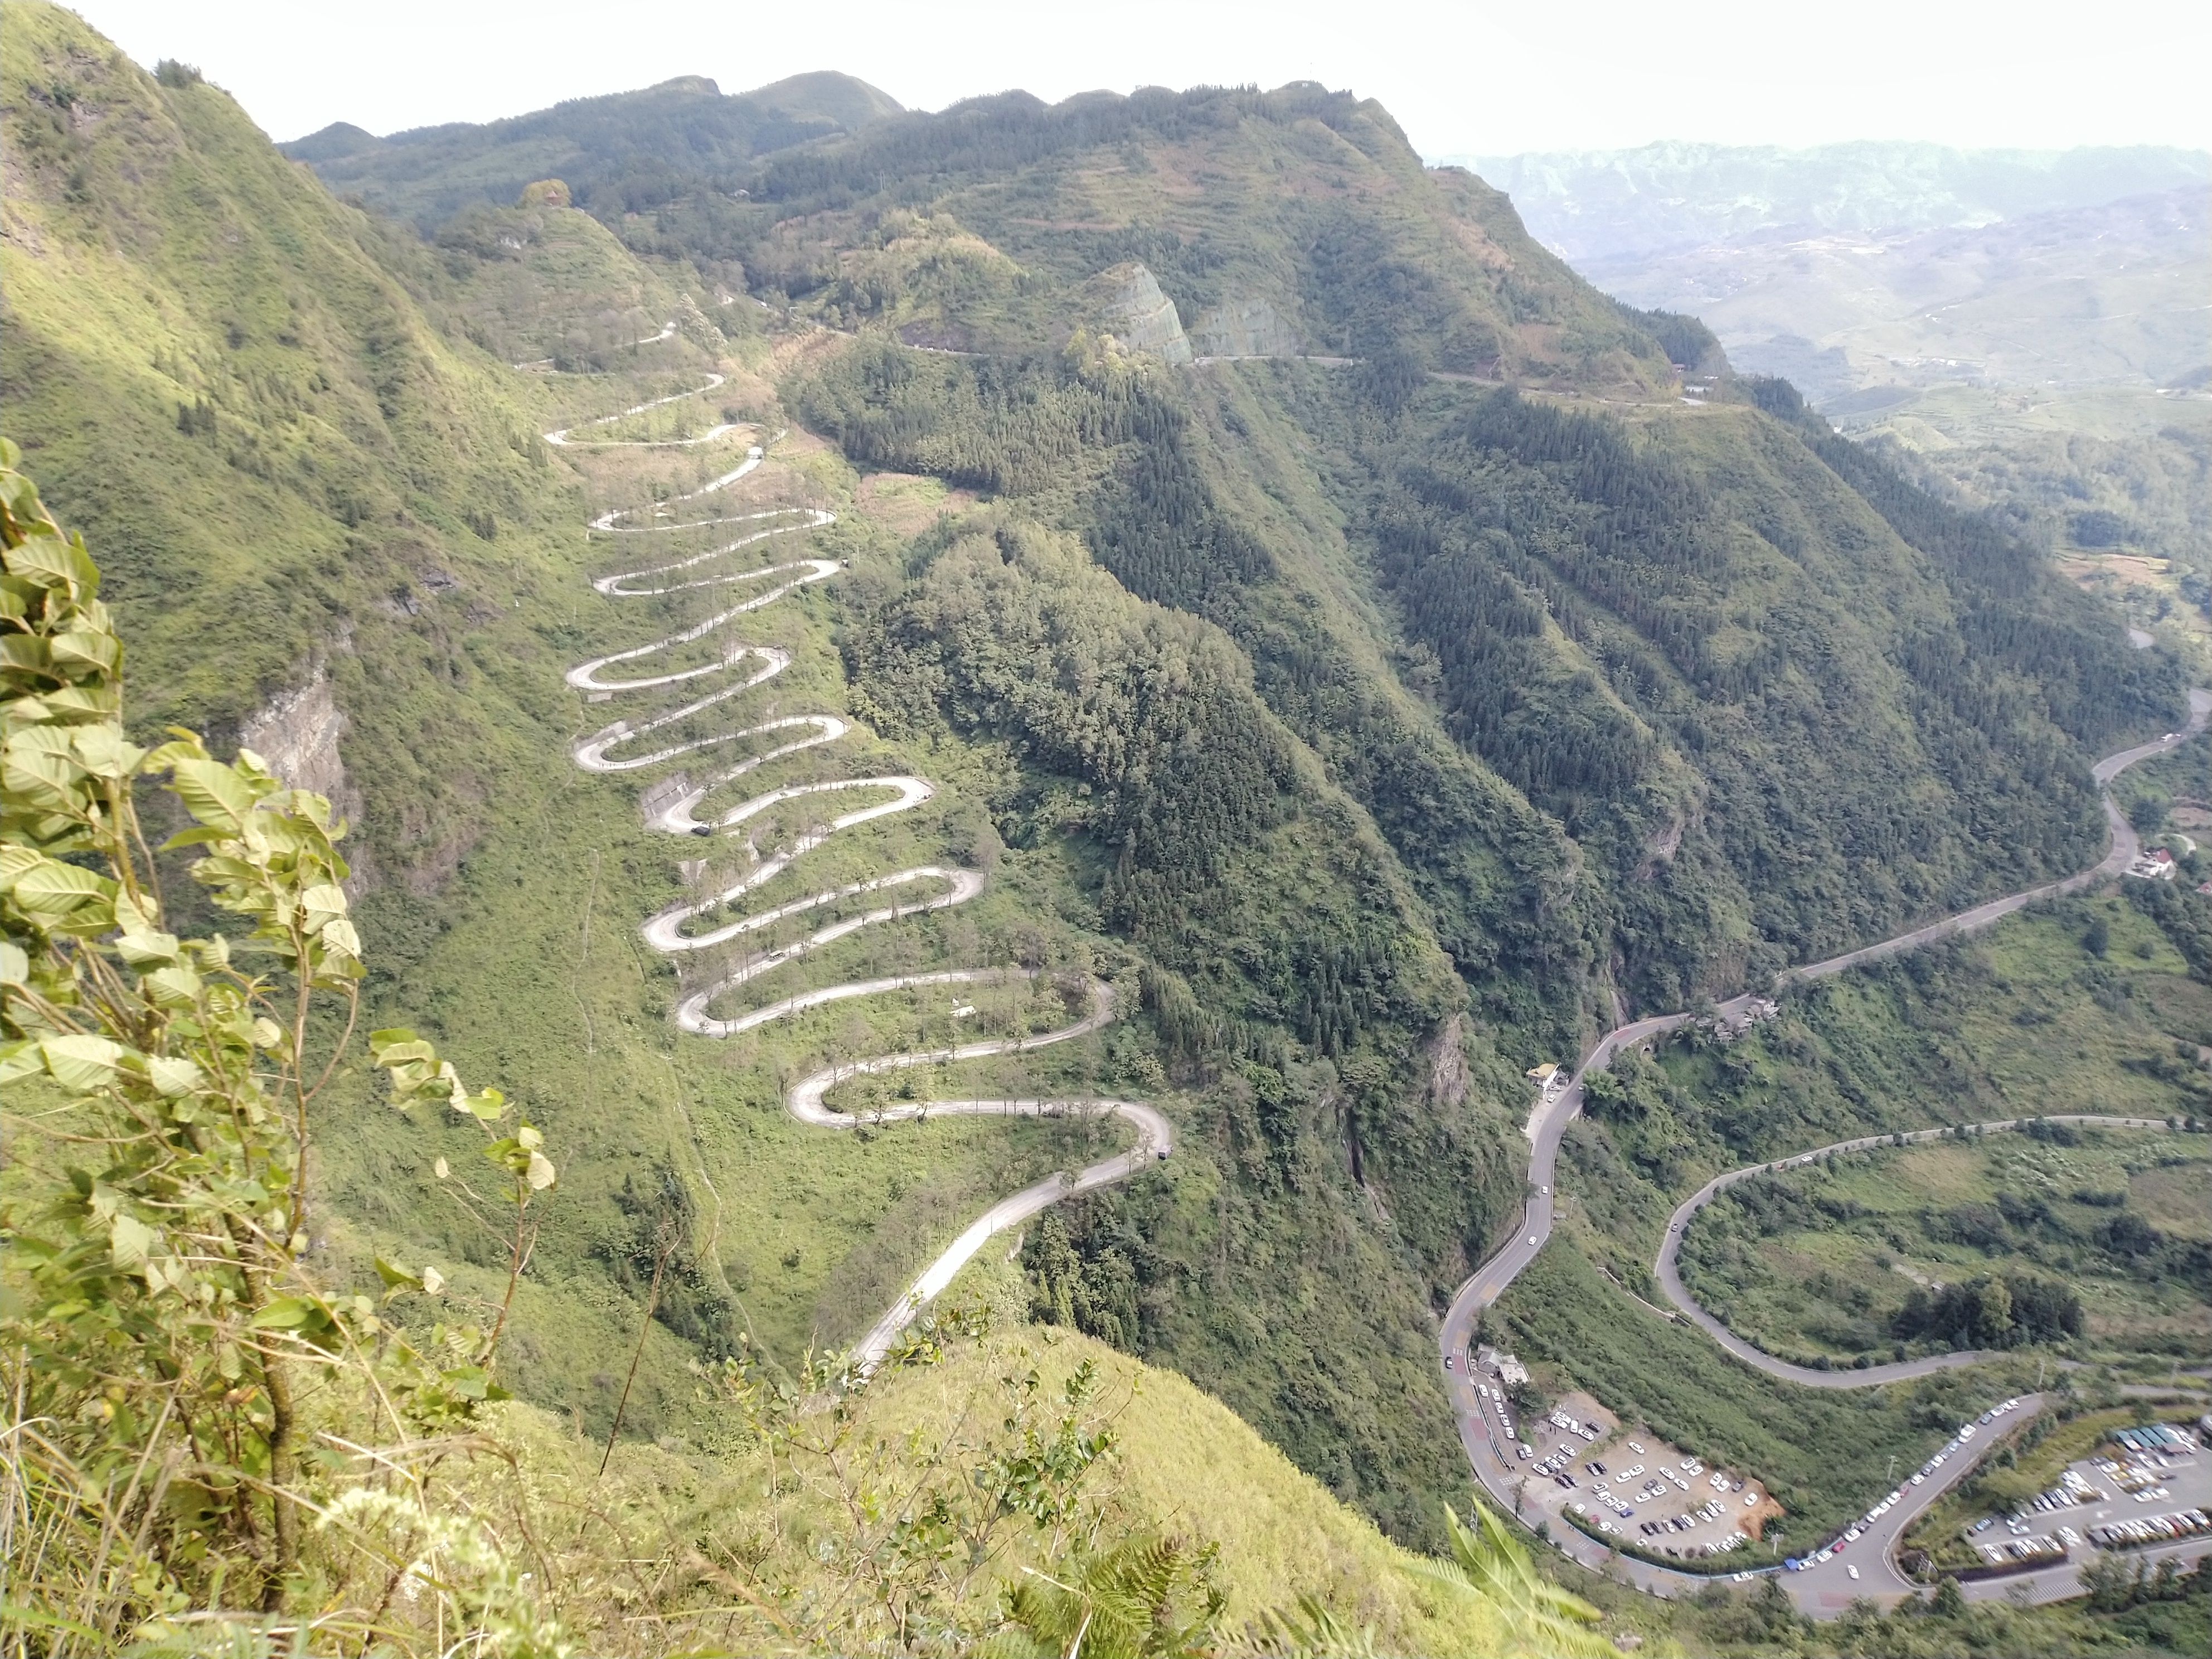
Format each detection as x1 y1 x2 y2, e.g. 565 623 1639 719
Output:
799 337 2180 1011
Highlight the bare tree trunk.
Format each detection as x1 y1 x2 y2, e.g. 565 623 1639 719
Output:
600 1220 678 1477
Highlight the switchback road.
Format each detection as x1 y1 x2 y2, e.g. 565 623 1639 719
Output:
557 385 1170 1371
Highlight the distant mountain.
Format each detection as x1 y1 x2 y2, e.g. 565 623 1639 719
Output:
284 70 901 227
1456 140 2210 262
1584 183 2211 401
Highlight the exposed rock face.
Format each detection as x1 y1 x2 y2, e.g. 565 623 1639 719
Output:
1189 297 1300 359
240 673 372 890
1089 261 1192 363
1427 1011 1472 1110
241 673 350 802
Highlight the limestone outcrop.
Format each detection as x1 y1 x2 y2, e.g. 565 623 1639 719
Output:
1189 296 1301 359
1085 261 1192 363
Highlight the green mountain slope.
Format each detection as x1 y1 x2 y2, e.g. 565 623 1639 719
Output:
1 6 1535 1547
283 69 901 230
0 3 573 876
7 0 2193 1575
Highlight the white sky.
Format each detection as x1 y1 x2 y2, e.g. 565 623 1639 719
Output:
63 0 2212 158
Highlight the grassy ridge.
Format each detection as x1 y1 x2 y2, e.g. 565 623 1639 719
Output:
2 11 1530 1545
17 0 2209 1593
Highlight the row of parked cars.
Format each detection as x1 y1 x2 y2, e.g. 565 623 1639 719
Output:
1472 1381 1519 1448
1787 1399 2026 1574
2089 1508 2210 1550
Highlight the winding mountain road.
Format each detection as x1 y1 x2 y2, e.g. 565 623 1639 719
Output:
1439 686 2212 1612
1656 1115 2185 1388
558 379 1169 1371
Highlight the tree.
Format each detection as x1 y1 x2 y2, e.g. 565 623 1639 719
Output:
1973 1276 2015 1347
0 442 553 1646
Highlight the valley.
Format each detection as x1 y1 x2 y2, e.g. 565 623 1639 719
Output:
1441 701 2212 1608
1473 139 2212 690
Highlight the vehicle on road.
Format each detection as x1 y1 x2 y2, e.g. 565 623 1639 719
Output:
1527 1235 1538 1245
1847 1565 1860 1581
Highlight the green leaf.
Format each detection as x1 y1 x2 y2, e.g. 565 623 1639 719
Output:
370 1029 433 1065
38 1034 127 1089
0 1041 45 1087
3 525 99 596
250 1296 323 1331
8 857 115 935
49 629 120 678
300 882 348 919
67 720 140 779
144 1055 203 1097
115 928 181 966
109 1211 157 1270
167 756 259 833
441 1364 492 1400
0 940 27 986
142 963 202 1008
373 1257 423 1292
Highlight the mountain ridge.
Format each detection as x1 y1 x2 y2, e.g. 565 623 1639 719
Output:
282 67 903 228
1461 139 2211 262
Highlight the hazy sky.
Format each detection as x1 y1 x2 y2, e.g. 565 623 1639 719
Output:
66 0 2212 157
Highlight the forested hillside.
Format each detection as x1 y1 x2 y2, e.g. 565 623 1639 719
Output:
4 0 2189 1581
285 69 902 229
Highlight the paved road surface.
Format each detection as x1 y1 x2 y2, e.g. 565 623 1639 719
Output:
1438 687 2212 1615
1655 1118 2182 1388
559 389 1172 1370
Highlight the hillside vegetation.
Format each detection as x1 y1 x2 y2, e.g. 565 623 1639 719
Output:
5 1 2200 1622
0 383 1590 1652
285 70 903 229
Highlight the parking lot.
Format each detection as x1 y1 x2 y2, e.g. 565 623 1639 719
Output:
1959 1419 2209 1570
1486 1389 1780 1561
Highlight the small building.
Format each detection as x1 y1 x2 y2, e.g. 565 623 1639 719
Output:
1472 1345 1529 1385
2126 848 2178 881
1526 1062 1566 1103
